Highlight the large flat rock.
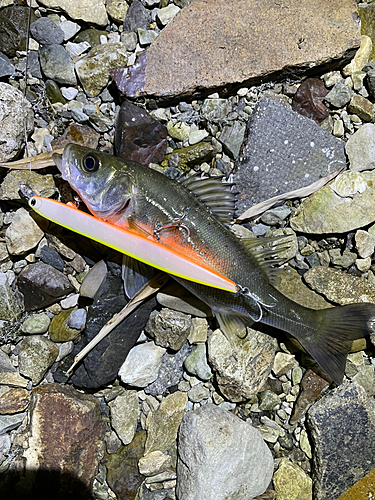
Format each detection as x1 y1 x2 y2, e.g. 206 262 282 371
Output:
112 0 360 99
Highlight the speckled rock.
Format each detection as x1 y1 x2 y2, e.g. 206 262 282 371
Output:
307 381 375 500
106 0 129 23
37 0 108 26
207 328 277 402
5 208 44 256
0 83 34 162
304 267 375 305
146 308 192 351
21 313 50 334
0 272 21 320
18 335 59 385
75 42 128 97
0 387 30 414
346 123 375 172
0 170 56 201
177 404 273 500
39 44 77 86
109 390 139 445
290 170 375 234
273 460 312 500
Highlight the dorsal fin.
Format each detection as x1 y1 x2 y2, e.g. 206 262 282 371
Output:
241 234 295 285
177 174 236 225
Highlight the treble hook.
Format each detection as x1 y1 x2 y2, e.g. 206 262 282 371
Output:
235 285 278 322
154 208 190 241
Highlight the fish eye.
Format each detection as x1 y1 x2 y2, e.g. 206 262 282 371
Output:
82 154 101 173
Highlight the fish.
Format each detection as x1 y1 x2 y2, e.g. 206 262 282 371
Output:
53 143 375 385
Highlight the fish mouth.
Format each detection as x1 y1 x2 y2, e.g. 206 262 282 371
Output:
53 143 72 179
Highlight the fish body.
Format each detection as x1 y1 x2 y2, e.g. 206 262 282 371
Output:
54 144 375 384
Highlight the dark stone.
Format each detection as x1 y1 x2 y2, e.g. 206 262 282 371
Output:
40 246 65 271
17 262 74 311
45 79 66 104
55 263 156 389
123 0 151 32
307 380 375 500
145 341 193 396
114 101 167 165
30 17 65 46
106 431 146 500
234 98 346 215
291 78 330 123
27 50 42 79
366 69 375 100
0 6 37 57
39 44 77 86
290 369 329 424
51 122 100 149
74 28 109 47
0 52 14 77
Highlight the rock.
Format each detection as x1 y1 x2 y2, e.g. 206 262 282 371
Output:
39 44 77 85
207 328 277 402
201 98 232 121
291 78 330 123
0 5 37 57
56 265 156 389
342 35 373 76
65 40 91 59
37 0 108 26
45 79 66 104
167 120 190 141
307 381 375 500
346 352 375 396
88 111 112 132
18 335 59 385
51 122 100 150
39 245 65 271
157 4 180 26
30 17 65 45
177 404 273 500
235 98 346 214
118 341 166 387
146 308 192 351
290 170 375 234
5 208 44 256
17 262 74 311
109 390 139 445
22 384 105 495
49 308 81 342
106 431 146 500
188 317 208 343
0 272 21 320
0 52 14 77
59 20 80 41
138 28 158 47
106 0 129 23
161 141 215 171
0 412 27 435
114 100 167 165
67 308 86 330
328 248 357 268
75 42 127 97
0 387 30 414
324 81 353 108
145 342 193 396
138 450 172 476
188 123 208 145
273 352 296 377
123 0 151 32
290 369 330 424
144 391 187 460
121 30 138 51
346 123 375 172
0 83 34 162
355 229 375 259
219 120 246 159
21 313 50 334
273 460 312 500
112 0 360 99
79 260 107 298
348 94 374 122
258 389 281 411
184 343 212 381
304 266 375 305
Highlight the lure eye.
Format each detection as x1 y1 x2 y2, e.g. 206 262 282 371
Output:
82 154 101 173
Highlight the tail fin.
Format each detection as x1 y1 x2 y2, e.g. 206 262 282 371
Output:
299 303 375 385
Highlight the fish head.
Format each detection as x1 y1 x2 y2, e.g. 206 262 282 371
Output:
53 143 136 218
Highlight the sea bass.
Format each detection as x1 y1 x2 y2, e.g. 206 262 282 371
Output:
53 143 375 385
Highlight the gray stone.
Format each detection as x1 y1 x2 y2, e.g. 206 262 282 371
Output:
324 81 353 108
59 20 80 41
346 123 375 172
0 5 37 57
0 412 26 435
260 206 292 226
328 248 357 268
273 352 296 377
118 341 166 387
235 99 346 214
75 42 127 97
0 52 14 77
0 169 49 201
258 389 281 410
39 44 77 85
138 28 158 46
18 335 59 385
157 5 180 26
21 313 50 334
219 121 246 159
0 83 34 162
184 343 212 381
67 308 87 330
156 285 211 317
304 266 375 305
355 229 375 258
88 112 113 132
120 31 138 51
188 383 210 403
201 98 232 121
65 41 91 59
138 450 172 477
123 0 151 32
290 170 375 234
109 390 139 445
0 273 21 321
36 0 108 26
307 381 375 500
146 308 192 351
67 100 88 123
176 404 273 500
5 208 44 256
30 17 65 45
207 328 277 402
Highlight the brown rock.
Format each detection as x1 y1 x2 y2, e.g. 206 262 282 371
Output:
348 94 375 121
111 0 360 99
51 122 100 150
23 383 106 494
0 387 30 414
291 78 330 124
290 369 330 423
